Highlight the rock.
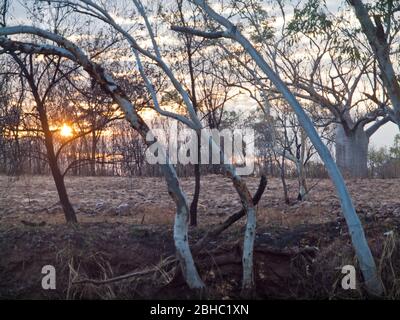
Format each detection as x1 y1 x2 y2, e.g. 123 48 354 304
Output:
366 211 375 218
95 201 106 212
393 207 400 217
47 205 62 215
116 203 130 216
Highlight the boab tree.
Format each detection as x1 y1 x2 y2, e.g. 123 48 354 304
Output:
281 0 396 178
171 0 384 296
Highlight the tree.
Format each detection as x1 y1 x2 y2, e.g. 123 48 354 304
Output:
0 25 206 289
349 0 400 127
173 0 383 296
10 53 78 223
161 0 206 226
279 0 394 178
272 105 316 202
390 134 400 158
48 0 258 294
368 146 389 177
0 57 25 175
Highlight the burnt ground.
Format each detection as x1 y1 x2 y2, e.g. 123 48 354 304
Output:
0 175 400 299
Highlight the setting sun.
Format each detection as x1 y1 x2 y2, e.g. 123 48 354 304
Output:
59 124 73 137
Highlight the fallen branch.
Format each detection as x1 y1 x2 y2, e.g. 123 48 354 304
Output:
72 175 267 286
73 268 157 285
73 255 178 286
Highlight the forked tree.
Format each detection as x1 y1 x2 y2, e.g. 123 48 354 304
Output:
349 0 400 127
170 0 384 296
0 0 389 296
0 27 206 289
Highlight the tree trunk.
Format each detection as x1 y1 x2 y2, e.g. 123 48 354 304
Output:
187 44 200 227
10 53 77 224
349 0 400 127
241 205 256 295
296 161 308 201
192 175 267 254
49 159 77 223
91 130 97 176
190 133 201 226
178 3 384 294
277 151 290 204
335 124 369 178
40 114 77 223
297 130 308 200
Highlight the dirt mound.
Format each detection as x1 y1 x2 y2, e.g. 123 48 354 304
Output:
0 217 399 299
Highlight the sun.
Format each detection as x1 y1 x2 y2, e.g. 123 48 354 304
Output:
59 124 73 137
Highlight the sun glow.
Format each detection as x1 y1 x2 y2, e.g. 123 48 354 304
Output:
59 124 73 137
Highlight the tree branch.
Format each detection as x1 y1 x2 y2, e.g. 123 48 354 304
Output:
171 25 228 39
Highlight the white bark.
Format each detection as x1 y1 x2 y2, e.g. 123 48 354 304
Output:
188 0 383 296
0 27 205 289
68 1 256 229
50 0 257 293
349 0 400 127
242 204 256 292
132 49 197 129
128 1 258 293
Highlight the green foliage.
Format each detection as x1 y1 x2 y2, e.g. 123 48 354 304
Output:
287 0 333 36
250 20 274 43
390 134 400 159
368 134 400 177
368 146 390 168
369 134 400 166
286 0 373 62
160 90 183 106
248 1 274 43
231 0 275 44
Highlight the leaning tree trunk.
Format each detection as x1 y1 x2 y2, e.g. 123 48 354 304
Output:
38 105 77 223
47 151 78 223
10 53 77 224
183 0 384 295
335 124 369 178
349 0 400 127
1 30 204 288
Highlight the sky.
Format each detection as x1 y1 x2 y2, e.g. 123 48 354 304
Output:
325 0 398 148
3 0 399 149
370 122 398 149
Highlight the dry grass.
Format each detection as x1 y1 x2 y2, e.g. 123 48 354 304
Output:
1 174 400 299
1 174 399 228
378 232 400 298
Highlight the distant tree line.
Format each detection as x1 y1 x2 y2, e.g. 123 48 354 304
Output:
368 134 400 178
2 0 399 295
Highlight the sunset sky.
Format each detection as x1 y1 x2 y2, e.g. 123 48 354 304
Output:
4 0 399 149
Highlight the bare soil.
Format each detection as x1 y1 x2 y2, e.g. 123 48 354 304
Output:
0 175 400 299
